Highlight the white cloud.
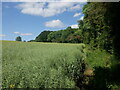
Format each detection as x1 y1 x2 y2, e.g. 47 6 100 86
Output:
73 13 81 17
20 33 33 36
13 32 33 36
70 4 81 10
71 24 78 28
0 34 6 37
2 0 87 2
16 2 83 17
80 16 84 20
45 19 65 28
13 32 20 34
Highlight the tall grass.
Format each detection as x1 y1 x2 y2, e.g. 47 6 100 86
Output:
85 46 111 68
2 41 86 88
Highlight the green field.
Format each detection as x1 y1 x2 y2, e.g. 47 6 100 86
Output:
2 41 86 88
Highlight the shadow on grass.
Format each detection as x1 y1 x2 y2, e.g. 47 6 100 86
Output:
84 63 120 90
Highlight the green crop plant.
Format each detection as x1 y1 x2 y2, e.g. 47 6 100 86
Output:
2 41 86 88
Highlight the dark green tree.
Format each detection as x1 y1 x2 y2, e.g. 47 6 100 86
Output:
103 2 120 58
47 27 79 43
28 40 35 42
15 36 22 41
78 2 113 52
35 31 52 42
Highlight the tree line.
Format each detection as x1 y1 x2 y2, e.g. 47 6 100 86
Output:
34 27 82 43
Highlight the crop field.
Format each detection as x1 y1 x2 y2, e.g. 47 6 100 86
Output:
2 41 86 88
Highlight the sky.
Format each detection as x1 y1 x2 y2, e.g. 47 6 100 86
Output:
1 2 86 41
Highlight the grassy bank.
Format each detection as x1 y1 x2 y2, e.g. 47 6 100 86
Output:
84 45 120 89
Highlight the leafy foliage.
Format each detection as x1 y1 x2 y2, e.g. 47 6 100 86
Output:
35 31 52 42
78 3 113 52
28 40 35 42
15 36 22 41
103 2 120 59
47 27 82 43
78 2 120 56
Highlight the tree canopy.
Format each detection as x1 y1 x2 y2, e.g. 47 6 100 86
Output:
78 2 120 56
35 31 52 42
15 36 22 41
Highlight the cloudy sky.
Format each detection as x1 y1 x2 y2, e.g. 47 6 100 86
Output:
1 2 86 41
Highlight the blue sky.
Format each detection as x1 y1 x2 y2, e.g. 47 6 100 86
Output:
1 2 86 41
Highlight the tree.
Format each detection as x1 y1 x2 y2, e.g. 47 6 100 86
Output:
28 40 35 42
78 2 113 52
47 27 78 43
78 20 84 30
15 36 22 41
103 2 120 58
80 2 120 56
35 31 52 42
47 30 63 42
